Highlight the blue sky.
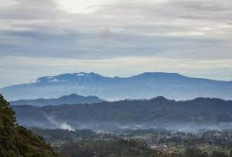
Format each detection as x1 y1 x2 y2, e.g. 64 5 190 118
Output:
0 0 232 87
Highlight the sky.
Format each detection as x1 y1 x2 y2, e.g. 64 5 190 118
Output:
0 0 232 88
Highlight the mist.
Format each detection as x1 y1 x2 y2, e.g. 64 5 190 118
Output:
42 112 75 131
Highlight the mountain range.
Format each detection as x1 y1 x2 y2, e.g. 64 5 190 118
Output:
1 72 232 100
10 94 102 106
12 96 232 132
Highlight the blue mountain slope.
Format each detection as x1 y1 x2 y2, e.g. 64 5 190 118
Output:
10 93 103 106
1 72 232 100
12 97 232 131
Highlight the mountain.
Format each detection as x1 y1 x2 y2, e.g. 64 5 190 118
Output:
10 94 103 106
12 97 232 132
1 72 232 100
0 95 57 157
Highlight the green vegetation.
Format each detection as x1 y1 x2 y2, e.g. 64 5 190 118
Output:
59 139 156 157
33 128 232 157
1 93 232 157
0 94 57 157
57 140 232 157
13 97 232 130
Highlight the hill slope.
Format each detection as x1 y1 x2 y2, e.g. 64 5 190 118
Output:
10 94 102 106
0 95 57 157
13 97 232 131
1 72 232 100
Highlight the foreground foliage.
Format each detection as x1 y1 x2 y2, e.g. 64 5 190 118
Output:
0 94 57 157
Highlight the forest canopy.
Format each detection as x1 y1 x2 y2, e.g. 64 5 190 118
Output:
0 94 57 157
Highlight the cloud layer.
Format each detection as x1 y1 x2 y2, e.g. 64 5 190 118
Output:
0 0 232 87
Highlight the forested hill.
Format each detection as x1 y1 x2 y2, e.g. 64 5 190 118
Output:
13 96 232 131
0 94 57 157
10 94 102 106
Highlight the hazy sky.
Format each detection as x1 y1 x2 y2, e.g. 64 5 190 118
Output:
0 0 232 87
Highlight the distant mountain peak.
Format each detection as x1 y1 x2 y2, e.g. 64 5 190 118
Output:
10 93 103 106
150 96 169 102
141 72 180 75
58 93 100 100
36 72 185 83
59 93 82 99
2 72 232 101
131 72 184 79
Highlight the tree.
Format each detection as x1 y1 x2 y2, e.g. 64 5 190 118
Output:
211 151 228 157
0 94 57 157
184 147 202 157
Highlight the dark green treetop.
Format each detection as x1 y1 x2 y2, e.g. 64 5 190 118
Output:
0 94 57 157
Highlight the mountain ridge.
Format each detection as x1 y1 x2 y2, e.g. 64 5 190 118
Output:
12 96 232 132
34 72 232 83
10 93 103 106
1 72 232 100
5 72 232 87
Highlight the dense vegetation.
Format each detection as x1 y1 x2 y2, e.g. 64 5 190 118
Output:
0 94 57 157
32 128 102 143
56 139 232 157
13 97 232 130
2 93 232 157
58 139 156 157
33 128 232 157
11 94 102 106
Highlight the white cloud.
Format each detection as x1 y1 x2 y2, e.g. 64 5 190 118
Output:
0 0 18 8
0 0 231 87
56 0 118 14
0 56 232 88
